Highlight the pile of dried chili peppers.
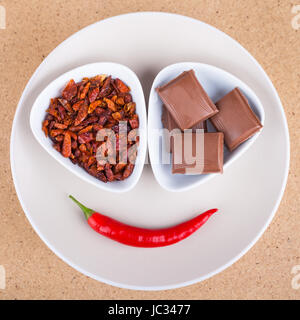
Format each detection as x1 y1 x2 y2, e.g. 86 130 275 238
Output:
42 75 139 182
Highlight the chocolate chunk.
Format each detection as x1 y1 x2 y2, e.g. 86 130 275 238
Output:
161 105 207 132
171 132 224 174
210 88 263 151
161 105 207 152
156 70 218 130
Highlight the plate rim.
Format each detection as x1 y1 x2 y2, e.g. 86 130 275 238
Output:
10 11 290 291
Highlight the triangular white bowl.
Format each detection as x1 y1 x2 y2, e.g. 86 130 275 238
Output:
148 62 265 192
30 62 147 193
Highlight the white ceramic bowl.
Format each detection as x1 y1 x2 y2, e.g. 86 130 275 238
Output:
148 62 265 192
30 62 147 193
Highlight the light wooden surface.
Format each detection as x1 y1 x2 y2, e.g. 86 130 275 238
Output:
0 0 299 299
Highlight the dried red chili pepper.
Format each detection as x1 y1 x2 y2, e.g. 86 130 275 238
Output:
79 82 91 100
78 125 93 135
88 100 102 114
129 118 139 129
67 130 77 140
72 100 84 112
78 132 93 144
98 115 107 126
46 108 60 120
54 123 68 129
99 76 111 97
42 120 49 137
104 98 117 112
124 93 132 103
116 97 125 105
62 79 77 101
74 104 89 126
115 78 130 93
58 98 73 113
88 87 100 103
114 163 126 173
123 163 134 179
69 125 84 132
82 116 98 125
50 129 65 137
69 196 218 248
62 131 72 158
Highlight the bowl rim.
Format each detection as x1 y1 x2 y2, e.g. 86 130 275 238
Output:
148 61 265 192
29 61 147 193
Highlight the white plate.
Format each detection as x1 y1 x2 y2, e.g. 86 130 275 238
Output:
30 62 147 193
148 62 265 192
10 12 289 290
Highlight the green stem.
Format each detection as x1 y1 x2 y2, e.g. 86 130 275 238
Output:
69 195 94 220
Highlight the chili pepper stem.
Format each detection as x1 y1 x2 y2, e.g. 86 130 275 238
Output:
69 195 94 220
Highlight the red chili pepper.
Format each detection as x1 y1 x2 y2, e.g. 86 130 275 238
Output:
69 195 218 248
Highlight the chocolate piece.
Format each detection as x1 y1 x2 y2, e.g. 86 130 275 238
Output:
162 105 207 152
171 132 224 174
162 105 207 132
210 88 263 151
156 70 218 130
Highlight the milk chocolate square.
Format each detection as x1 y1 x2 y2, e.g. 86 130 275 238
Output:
162 105 207 152
171 132 224 174
162 105 207 132
210 88 263 151
156 70 218 130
